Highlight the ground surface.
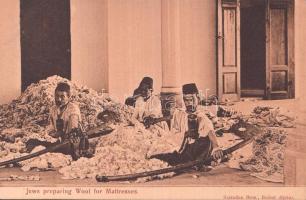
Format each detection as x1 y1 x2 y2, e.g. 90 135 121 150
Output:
0 98 305 187
0 165 281 187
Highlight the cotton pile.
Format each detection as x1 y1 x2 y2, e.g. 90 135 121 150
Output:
59 124 178 180
0 76 294 183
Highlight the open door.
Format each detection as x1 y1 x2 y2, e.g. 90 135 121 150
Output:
20 0 71 91
265 0 294 99
217 0 241 102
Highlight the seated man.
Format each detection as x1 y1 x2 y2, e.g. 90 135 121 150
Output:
26 82 90 160
149 83 223 166
48 82 82 139
124 77 150 107
131 77 168 130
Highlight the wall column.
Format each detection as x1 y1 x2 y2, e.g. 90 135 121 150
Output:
0 0 21 104
161 0 182 115
71 0 109 93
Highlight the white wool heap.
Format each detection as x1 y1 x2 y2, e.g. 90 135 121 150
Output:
0 76 293 183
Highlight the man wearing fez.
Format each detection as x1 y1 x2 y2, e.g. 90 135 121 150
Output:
150 83 223 166
131 77 168 130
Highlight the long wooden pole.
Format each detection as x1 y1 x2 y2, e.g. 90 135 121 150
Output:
0 127 114 167
96 137 253 182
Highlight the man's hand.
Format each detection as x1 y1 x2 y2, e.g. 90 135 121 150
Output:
185 130 199 139
69 134 80 145
48 130 61 138
211 148 223 160
143 116 155 129
210 148 223 167
67 129 81 145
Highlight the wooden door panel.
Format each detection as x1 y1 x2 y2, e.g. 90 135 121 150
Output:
218 0 240 101
265 0 294 99
223 8 237 66
271 8 287 65
271 71 287 91
223 73 237 93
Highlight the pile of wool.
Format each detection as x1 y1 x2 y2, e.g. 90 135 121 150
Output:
0 130 29 166
0 127 58 170
51 105 290 183
215 124 287 183
203 106 242 134
0 75 133 135
217 133 253 169
0 75 133 167
0 144 72 171
205 105 291 183
21 152 72 172
244 106 295 128
15 145 72 172
206 105 295 135
0 76 132 138
240 128 287 183
0 79 294 183
59 124 178 180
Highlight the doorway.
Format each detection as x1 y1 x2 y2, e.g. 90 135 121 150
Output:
240 1 266 97
217 0 294 101
20 0 71 91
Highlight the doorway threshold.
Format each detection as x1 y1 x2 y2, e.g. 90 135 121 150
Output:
240 97 264 102
241 89 264 97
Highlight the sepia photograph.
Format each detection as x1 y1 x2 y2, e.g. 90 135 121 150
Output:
0 0 305 199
